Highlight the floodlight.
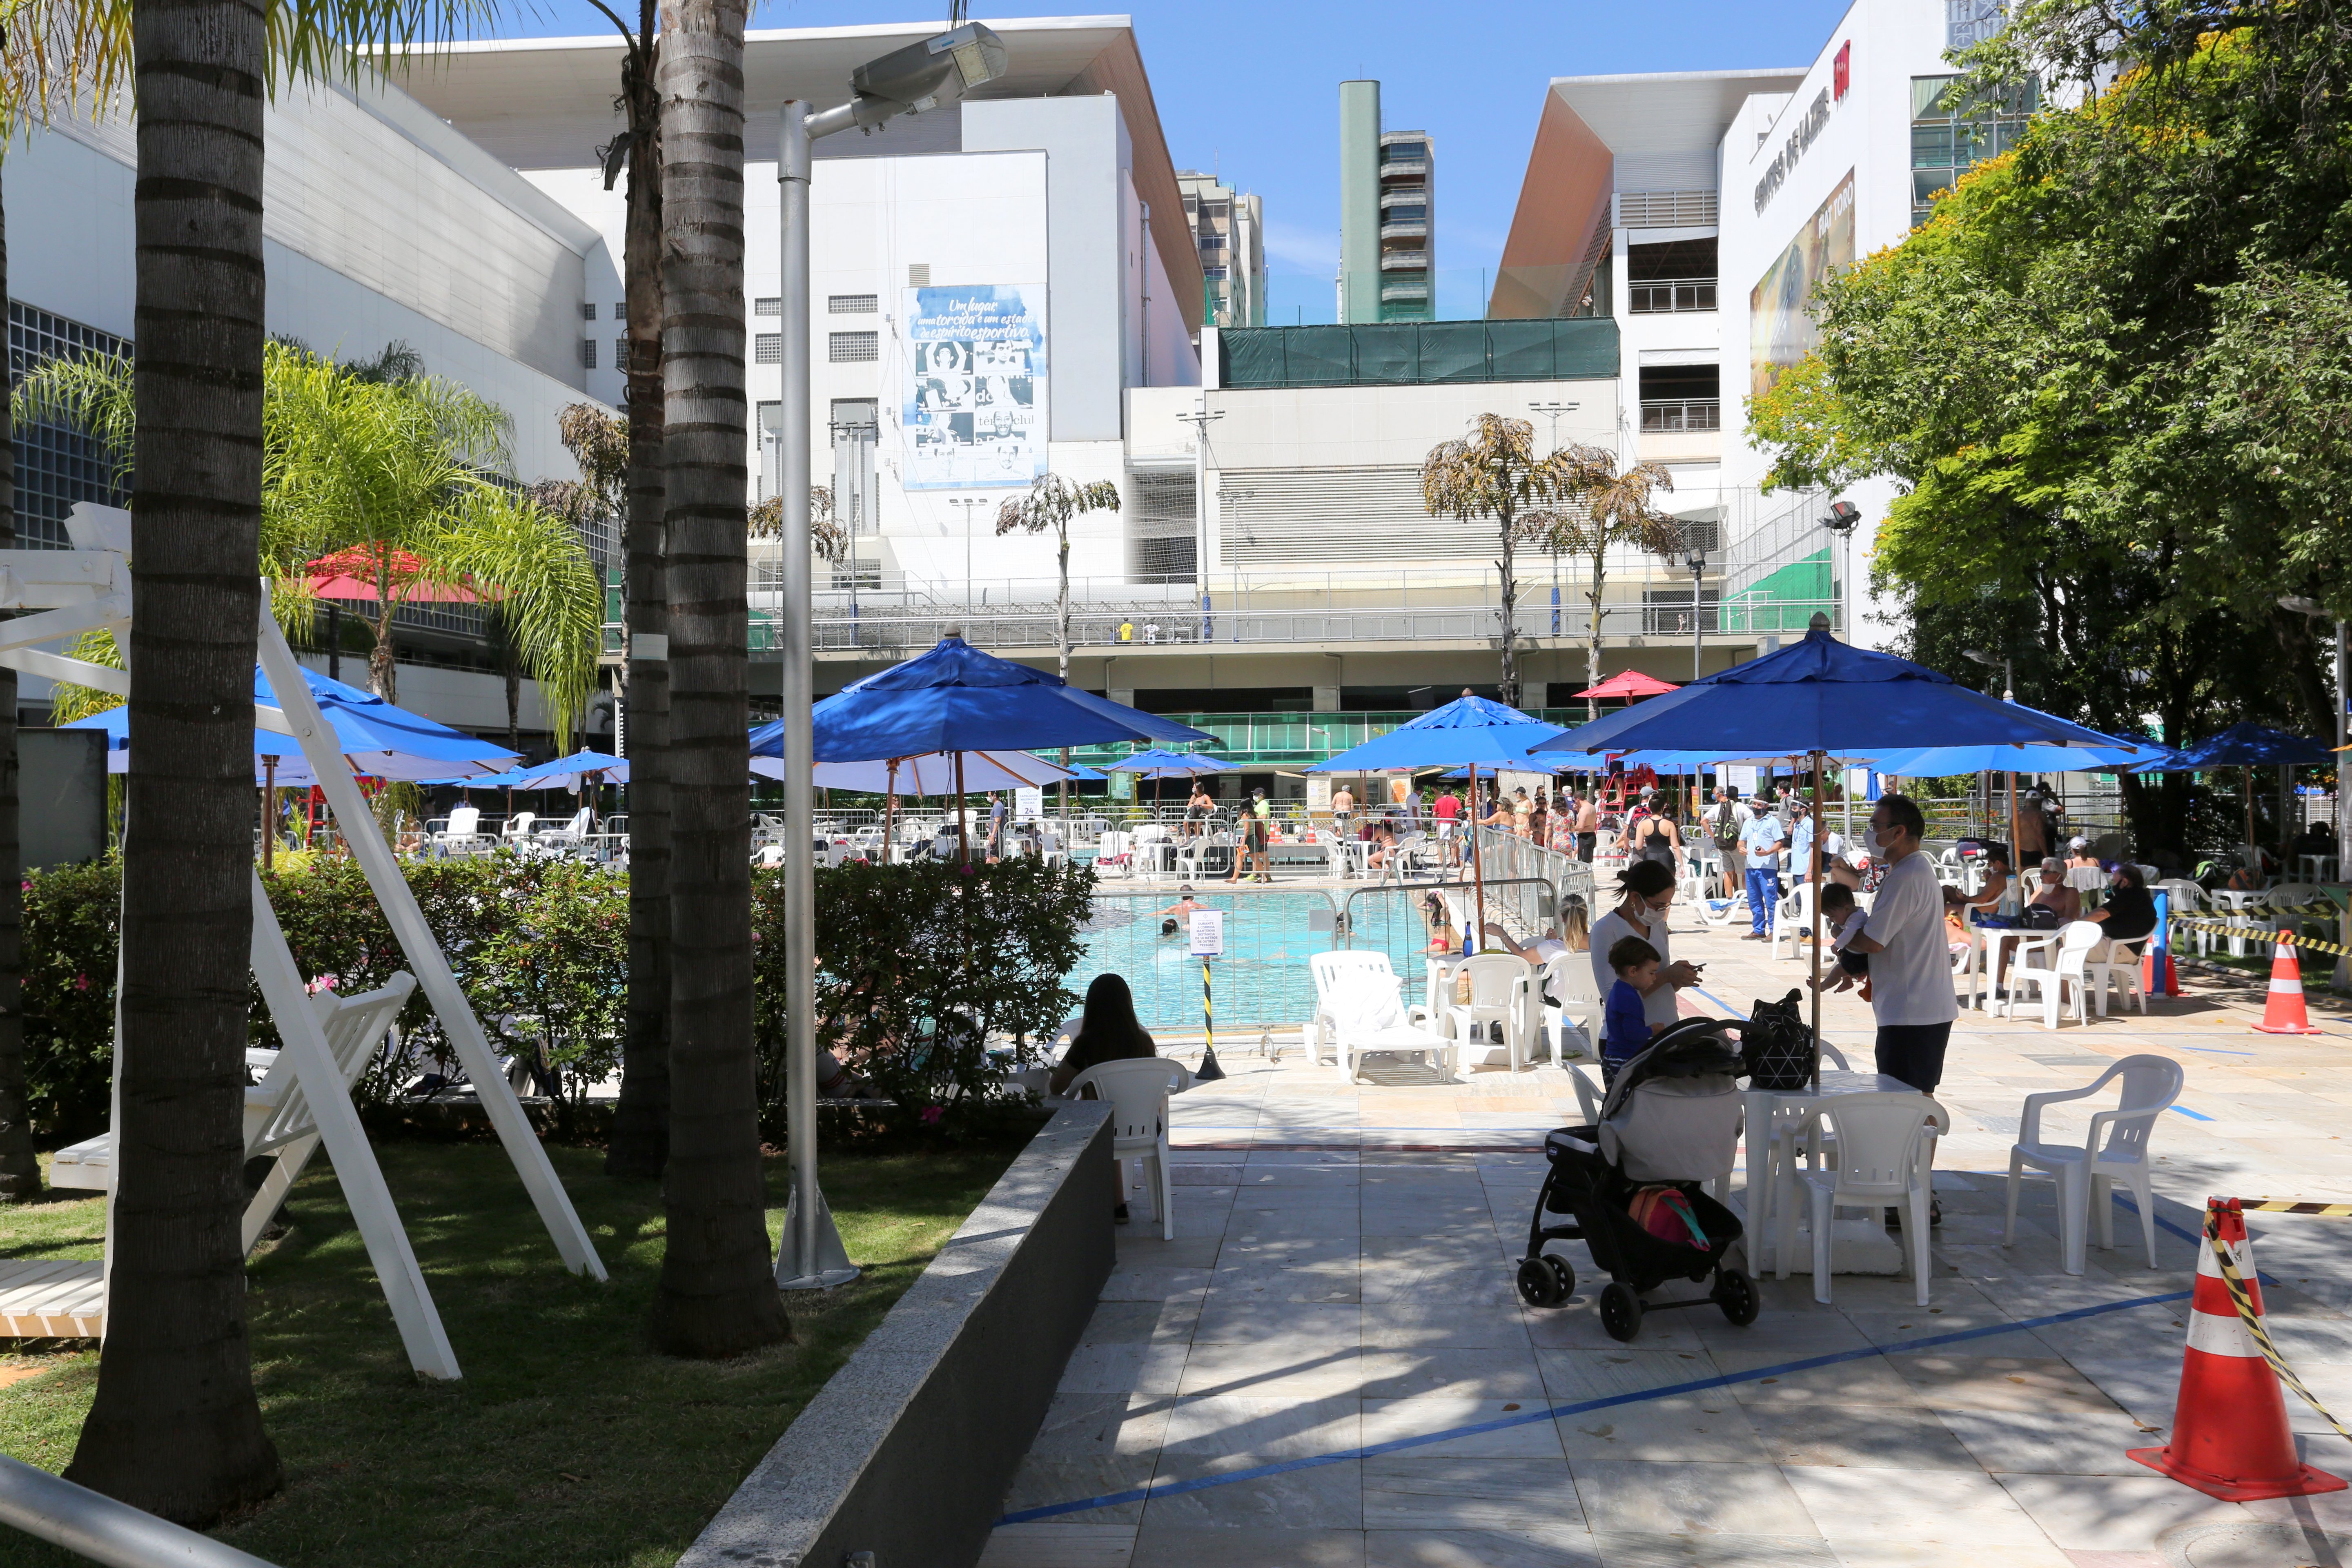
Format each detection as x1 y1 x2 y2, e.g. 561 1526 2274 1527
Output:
849 23 1008 110
1821 500 1862 533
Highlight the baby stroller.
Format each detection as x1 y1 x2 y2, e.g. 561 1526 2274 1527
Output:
1516 1018 1760 1341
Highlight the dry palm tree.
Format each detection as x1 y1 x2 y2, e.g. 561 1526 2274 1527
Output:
1420 414 1608 710
651 0 789 1358
1542 454 1684 719
997 473 1120 817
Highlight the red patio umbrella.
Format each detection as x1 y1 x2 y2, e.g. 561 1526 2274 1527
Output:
303 545 480 604
1571 669 1682 700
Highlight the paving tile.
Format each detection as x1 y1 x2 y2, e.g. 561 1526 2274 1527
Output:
1360 1302 1534 1350
976 1522 1138 1568
1935 1406 2172 1475
1360 1457 1588 1533
1590 1533 1838 1568
1139 1458 1362 1529
1160 1394 1361 1462
1002 1458 1151 1525
1825 1544 2074 1568
1056 1342 1191 1398
1192 1299 1361 1348
1993 1472 2251 1550
1208 1265 1363 1304
1175 1342 1369 1400
1525 1300 1713 1351
1757 1400 1982 1470
1078 1297 1203 1346
1572 1459 1821 1538
2065 1356 2187 1427
1899 1337 2145 1409
1360 1262 1521 1307
2236 1486 2352 1533
1363 1529 1603 1567
1358 1346 1547 1400
1536 1347 1717 1405
1780 1466 2053 1546
1709 1349 1923 1409
1128 1524 1366 1568
1361 1396 1567 1459
1557 1392 1773 1465
1023 1392 1173 1463
1111 1234 1223 1268
1099 1265 1212 1302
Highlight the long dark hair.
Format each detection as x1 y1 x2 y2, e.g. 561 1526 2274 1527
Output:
1615 859 1676 899
1071 973 1154 1060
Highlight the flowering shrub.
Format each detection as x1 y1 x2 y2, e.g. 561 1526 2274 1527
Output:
751 857 1096 1136
22 859 122 1143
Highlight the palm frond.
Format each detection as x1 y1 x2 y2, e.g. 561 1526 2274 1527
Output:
10 351 134 488
746 490 844 561
47 628 124 725
0 0 132 133
430 488 602 747
995 472 1122 536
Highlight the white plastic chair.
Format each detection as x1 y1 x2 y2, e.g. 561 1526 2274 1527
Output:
2003 1053 2183 1273
432 805 488 857
1065 1057 1191 1241
499 811 538 849
2007 921 2103 1029
2156 879 2209 956
1788 1091 1950 1306
1540 951 1599 1062
1770 879 1817 961
1307 951 1447 1082
2088 931 2150 1016
1444 951 1536 1075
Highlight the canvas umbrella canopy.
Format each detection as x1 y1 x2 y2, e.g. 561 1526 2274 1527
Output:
1103 748 1240 820
2125 722 2332 863
1308 691 1569 948
751 633 1210 861
1573 670 1680 700
1538 622 2129 1080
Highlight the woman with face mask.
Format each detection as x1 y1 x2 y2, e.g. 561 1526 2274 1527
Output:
1588 860 1703 1037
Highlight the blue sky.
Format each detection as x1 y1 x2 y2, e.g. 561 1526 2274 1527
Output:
487 2 1855 320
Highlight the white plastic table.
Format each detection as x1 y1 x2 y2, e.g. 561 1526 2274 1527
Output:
1742 1069 1925 1272
1964 925 2059 1011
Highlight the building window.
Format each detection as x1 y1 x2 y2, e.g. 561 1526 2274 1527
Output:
754 296 782 316
581 339 597 368
615 338 628 370
7 301 131 550
581 302 597 321
754 334 782 364
1637 364 1720 432
828 294 878 314
615 302 626 318
1626 237 1718 314
1911 74 2039 227
828 331 878 363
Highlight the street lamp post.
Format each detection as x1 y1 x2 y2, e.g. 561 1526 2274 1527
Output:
1819 499 1860 639
947 496 989 615
776 22 1009 1292
1684 546 1705 681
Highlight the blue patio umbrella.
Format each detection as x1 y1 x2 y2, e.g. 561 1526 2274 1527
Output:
1872 735 2177 777
70 664 516 782
2125 722 2332 859
751 633 1211 859
1103 747 1239 819
1306 692 1569 949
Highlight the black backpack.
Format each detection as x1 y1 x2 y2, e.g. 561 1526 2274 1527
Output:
1742 988 1819 1091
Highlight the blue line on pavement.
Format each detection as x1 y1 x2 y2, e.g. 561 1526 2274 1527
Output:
1689 986 1749 1019
996 1286 2191 1525
2169 1105 2216 1121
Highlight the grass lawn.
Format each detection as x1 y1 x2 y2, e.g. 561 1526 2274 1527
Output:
0 1137 1027 1568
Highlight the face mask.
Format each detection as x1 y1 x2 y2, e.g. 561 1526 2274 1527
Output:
1875 826 1902 851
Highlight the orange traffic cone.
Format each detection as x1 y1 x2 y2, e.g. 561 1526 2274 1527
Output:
2253 938 2324 1035
2129 1199 2347 1501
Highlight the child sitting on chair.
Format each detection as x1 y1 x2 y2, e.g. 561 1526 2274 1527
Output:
1602 935 1666 1085
1814 880 1871 1000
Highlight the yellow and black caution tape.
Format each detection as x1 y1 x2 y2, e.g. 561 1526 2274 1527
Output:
2205 1207 2352 1442
2169 914 2352 960
2240 1199 2352 1217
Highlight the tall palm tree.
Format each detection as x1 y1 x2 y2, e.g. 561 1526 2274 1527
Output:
650 0 788 1357
17 343 605 744
1419 414 1605 710
1543 453 1683 720
997 473 1119 816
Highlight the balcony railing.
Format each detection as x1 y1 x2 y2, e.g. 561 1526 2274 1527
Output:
1380 250 1430 270
1627 277 1718 314
1639 399 1722 432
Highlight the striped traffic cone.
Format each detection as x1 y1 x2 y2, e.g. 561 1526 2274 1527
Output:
2128 1199 2347 1501
2253 938 2324 1036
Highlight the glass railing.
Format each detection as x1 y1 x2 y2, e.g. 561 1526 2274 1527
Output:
1627 278 1718 314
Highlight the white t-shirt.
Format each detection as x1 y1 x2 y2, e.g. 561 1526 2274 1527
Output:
1590 907 1679 1027
1855 850 1960 1027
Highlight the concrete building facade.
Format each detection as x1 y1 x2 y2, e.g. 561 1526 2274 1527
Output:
1175 169 1266 330
1336 80 1435 325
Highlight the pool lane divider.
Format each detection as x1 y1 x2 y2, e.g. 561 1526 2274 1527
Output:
996 1285 2193 1525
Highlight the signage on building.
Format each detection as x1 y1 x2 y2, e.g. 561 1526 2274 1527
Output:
1749 169 1856 398
1753 80 1842 216
1834 41 1851 102
901 283 1048 490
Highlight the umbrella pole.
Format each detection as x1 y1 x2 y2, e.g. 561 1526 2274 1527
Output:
884 759 898 863
956 751 969 866
1470 762 1487 952
2007 771 2018 871
263 755 276 869
1811 748 1824 1093
2245 770 2255 867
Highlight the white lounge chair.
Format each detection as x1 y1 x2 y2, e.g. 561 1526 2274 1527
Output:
431 804 490 857
1307 951 1447 1082
1065 1058 1191 1241
2004 1053 2183 1273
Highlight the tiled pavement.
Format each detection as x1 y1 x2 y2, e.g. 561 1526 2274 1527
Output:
979 913 2352 1567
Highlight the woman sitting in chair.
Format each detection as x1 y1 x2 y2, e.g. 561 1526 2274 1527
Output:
1052 973 1158 1097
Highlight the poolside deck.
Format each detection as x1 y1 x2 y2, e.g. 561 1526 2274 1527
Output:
980 911 2352 1567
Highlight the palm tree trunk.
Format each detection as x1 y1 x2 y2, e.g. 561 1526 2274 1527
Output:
66 0 282 1519
1495 519 1520 710
0 146 38 1202
1586 545 1607 723
609 20 671 1180
370 550 399 707
648 0 788 1356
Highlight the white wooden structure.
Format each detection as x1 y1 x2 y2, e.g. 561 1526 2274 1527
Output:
0 504 607 1377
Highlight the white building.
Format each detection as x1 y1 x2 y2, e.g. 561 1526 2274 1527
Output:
5 69 614 734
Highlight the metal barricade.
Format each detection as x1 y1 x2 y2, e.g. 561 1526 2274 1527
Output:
1071 884 1342 1034
1339 874 1561 989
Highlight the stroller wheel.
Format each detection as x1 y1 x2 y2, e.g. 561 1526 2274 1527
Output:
1516 1254 1575 1309
1713 1266 1761 1327
1599 1282 1644 1342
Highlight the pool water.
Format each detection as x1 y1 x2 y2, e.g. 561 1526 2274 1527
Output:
1068 889 1446 1035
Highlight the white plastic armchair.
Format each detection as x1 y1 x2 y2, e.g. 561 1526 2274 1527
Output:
2004 1053 2183 1273
499 811 538 849
1788 1091 1951 1306
1770 880 1817 961
2007 920 2103 1029
1065 1057 1192 1241
1444 951 1536 1075
1541 951 1599 1062
2155 879 2209 956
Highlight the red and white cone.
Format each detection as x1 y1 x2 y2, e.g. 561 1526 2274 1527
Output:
2128 1198 2347 1501
2253 938 2324 1036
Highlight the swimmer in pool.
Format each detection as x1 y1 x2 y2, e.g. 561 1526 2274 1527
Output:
1155 886 1204 936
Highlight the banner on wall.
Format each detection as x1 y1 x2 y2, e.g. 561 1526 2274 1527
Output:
1748 170 1856 399
901 283 1047 490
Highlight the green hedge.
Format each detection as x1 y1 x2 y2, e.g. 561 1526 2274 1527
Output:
24 853 1092 1144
